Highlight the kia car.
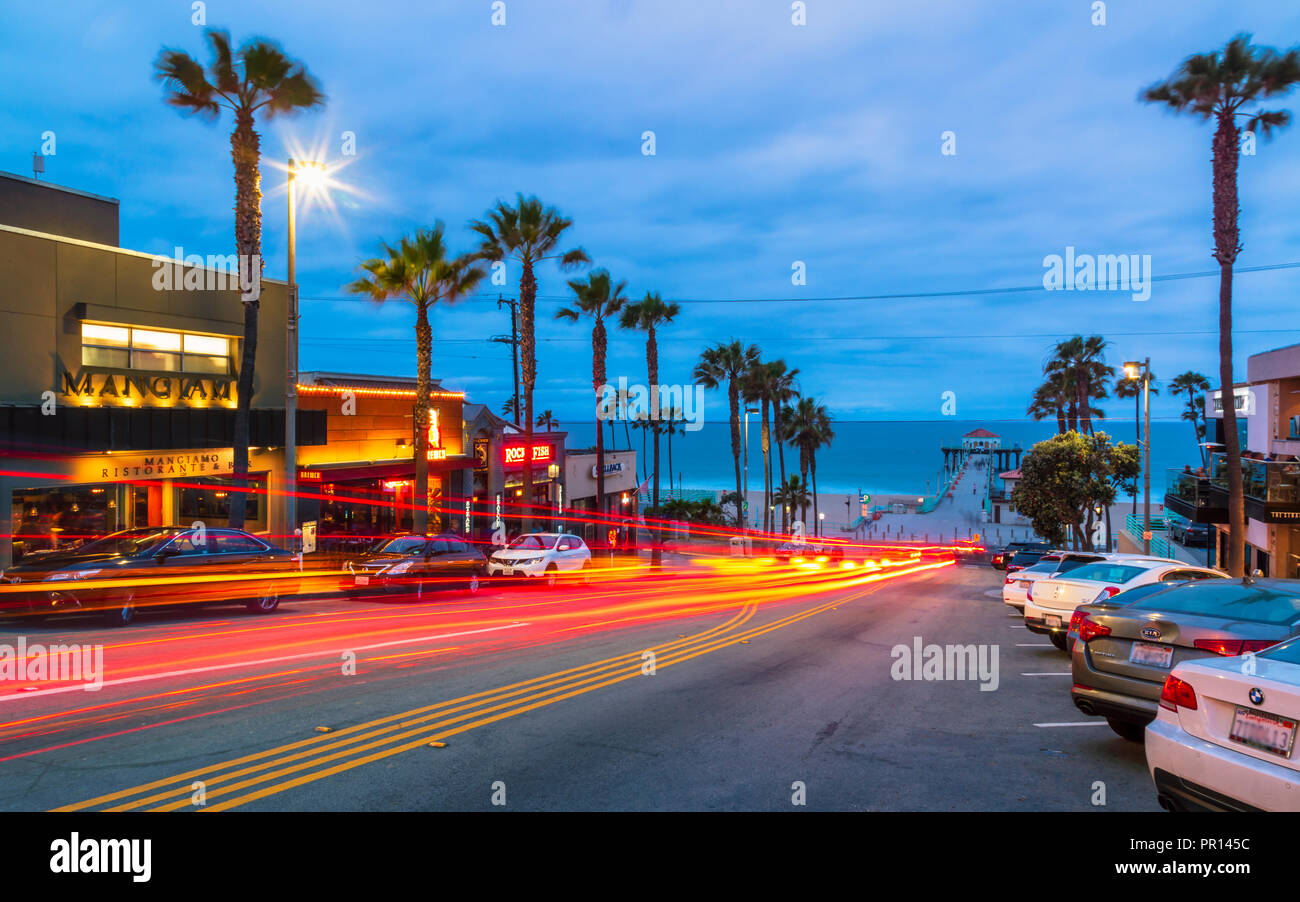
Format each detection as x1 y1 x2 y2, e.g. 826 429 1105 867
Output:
0 526 298 626
1069 577 1300 742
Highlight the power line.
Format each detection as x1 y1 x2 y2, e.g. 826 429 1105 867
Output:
299 259 1300 306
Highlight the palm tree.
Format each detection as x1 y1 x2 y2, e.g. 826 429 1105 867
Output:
620 292 680 517
742 359 787 535
661 406 685 498
555 269 627 522
774 474 811 536
1028 377 1069 435
471 195 589 530
694 341 761 529
1144 34 1300 575
502 397 521 420
1115 368 1160 517
1047 336 1114 434
348 224 484 533
155 29 324 528
786 397 834 535
535 410 559 432
1169 371 1213 468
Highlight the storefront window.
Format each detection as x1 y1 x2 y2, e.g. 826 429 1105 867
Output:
11 485 121 560
81 322 232 375
179 477 263 522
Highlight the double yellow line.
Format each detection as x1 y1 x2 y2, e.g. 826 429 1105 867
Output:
56 563 935 811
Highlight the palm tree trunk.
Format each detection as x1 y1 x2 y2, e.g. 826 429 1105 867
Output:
775 406 788 531
761 399 771 534
520 257 537 533
227 110 263 530
1055 405 1066 435
1213 111 1244 577
811 453 819 537
593 317 606 520
647 327 662 567
413 302 431 534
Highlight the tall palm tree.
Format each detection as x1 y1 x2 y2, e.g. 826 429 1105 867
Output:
1115 368 1160 517
536 410 559 432
662 406 685 499
774 474 811 532
742 359 786 535
694 341 761 529
619 292 680 516
502 397 521 420
471 195 589 530
555 269 627 522
1048 336 1114 434
1144 34 1300 575
155 29 324 528
786 397 834 536
1169 371 1213 468
348 224 484 533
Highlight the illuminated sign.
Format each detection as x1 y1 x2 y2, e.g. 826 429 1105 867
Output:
298 471 322 481
61 368 235 407
383 479 412 491
425 410 448 461
504 443 554 466
73 449 235 483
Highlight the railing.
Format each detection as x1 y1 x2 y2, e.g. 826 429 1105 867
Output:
1209 453 1300 503
1125 513 1173 558
1165 468 1214 511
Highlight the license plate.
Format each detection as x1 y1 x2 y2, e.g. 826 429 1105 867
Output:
1230 707 1298 758
1129 642 1173 668
502 569 513 577
354 575 370 586
1018 580 1032 588
1046 615 1062 628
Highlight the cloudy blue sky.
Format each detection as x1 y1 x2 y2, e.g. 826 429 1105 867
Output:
4 0 1299 425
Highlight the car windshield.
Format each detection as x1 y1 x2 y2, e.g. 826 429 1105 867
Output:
1022 559 1061 574
508 535 557 551
1062 562 1149 584
1128 582 1300 626
71 528 180 557
378 537 428 555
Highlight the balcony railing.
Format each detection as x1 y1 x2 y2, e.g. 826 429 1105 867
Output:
1209 453 1300 504
1165 469 1215 510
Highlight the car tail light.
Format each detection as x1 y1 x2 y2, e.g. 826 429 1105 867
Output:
1069 610 1087 634
1025 583 1033 602
1159 674 1198 712
1076 614 1111 643
1193 638 1278 657
1092 586 1121 603
1004 575 1017 585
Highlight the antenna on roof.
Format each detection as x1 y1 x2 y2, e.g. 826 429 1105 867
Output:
32 152 44 180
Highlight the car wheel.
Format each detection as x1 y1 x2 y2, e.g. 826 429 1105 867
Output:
246 589 280 614
467 571 481 595
1107 719 1146 743
103 592 136 627
545 565 558 589
1049 631 1070 652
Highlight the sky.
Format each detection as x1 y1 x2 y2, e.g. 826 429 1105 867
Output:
4 0 1300 427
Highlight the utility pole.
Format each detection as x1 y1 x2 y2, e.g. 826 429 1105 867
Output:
490 295 520 427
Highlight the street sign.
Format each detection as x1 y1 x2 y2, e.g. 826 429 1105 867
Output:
301 521 317 554
860 493 870 505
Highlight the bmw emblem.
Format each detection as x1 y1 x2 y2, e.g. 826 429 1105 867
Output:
1250 687 1265 706
1141 626 1162 640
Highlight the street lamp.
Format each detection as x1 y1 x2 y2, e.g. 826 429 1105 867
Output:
743 407 759 530
285 158 326 548
1124 358 1152 554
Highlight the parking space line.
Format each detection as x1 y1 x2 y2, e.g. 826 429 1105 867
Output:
1033 721 1106 727
1014 643 1052 647
1020 672 1071 676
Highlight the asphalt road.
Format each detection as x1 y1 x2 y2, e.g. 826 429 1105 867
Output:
0 560 1161 811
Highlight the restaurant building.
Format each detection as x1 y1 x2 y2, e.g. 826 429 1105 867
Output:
0 171 324 567
563 448 639 547
1165 343 1300 577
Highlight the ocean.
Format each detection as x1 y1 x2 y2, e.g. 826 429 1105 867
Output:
555 419 1203 500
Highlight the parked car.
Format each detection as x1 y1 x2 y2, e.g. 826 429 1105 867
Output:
1070 577 1300 742
0 526 298 626
486 533 592 586
1170 521 1210 547
1001 551 1108 613
991 541 1050 571
1024 556 1225 650
347 533 487 596
1146 635 1300 811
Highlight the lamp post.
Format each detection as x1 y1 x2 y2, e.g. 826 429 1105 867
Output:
1124 358 1152 554
285 158 325 549
743 406 759 530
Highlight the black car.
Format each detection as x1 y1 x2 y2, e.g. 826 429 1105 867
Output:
347 533 487 596
0 526 298 626
1171 521 1210 547
992 541 1051 571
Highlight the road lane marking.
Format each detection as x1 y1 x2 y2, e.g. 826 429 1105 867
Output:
1020 672 1071 676
61 559 951 812
2 624 531 704
1014 643 1053 647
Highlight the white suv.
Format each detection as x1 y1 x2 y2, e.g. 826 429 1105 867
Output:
487 533 592 586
